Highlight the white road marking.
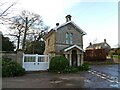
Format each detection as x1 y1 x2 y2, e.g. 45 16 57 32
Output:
100 76 106 79
88 70 118 84
101 74 107 77
96 74 101 77
91 72 95 74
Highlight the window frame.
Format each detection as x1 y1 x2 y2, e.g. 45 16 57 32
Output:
70 33 73 44
65 32 69 44
48 39 50 45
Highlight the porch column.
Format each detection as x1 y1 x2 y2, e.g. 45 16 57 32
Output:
69 54 72 66
65 54 68 59
77 54 80 66
81 54 84 65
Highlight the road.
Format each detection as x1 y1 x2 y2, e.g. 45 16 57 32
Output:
83 64 119 88
2 64 120 89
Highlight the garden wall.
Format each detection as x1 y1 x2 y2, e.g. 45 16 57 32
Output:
1 51 23 65
112 55 120 63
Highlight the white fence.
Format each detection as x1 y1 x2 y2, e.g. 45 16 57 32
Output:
22 54 49 71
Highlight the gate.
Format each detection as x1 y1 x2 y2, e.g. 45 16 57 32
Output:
23 54 49 71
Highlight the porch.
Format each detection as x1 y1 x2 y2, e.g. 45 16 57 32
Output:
63 45 84 67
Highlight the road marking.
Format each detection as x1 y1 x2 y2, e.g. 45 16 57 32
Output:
101 73 107 76
88 70 118 84
100 76 106 79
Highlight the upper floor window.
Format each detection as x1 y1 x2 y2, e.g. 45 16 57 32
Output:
48 39 50 45
65 33 69 44
65 32 73 44
70 33 73 44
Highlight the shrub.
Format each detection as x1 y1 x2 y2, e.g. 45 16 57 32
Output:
62 66 78 73
77 63 90 71
2 59 25 77
49 56 69 72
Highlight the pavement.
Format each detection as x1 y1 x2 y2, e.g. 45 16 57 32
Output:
2 64 120 89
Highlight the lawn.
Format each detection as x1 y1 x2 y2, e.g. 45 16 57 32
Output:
113 55 120 59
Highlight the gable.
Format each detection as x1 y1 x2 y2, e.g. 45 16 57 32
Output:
86 42 111 51
55 23 83 45
64 45 84 52
54 21 86 35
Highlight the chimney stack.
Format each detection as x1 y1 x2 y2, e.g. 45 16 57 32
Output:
89 42 92 46
104 39 106 43
65 15 72 22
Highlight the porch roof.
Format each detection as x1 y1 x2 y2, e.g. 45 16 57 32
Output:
64 45 84 52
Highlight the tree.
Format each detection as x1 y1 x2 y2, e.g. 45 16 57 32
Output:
2 35 15 51
0 1 16 17
8 16 24 50
8 10 49 50
0 0 16 24
25 41 45 54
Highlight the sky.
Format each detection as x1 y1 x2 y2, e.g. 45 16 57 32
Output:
0 0 119 49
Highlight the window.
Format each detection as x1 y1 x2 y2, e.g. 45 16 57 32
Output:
48 39 50 45
65 32 73 44
70 33 73 44
65 33 69 44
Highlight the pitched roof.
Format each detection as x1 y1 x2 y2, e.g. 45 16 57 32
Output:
53 21 86 35
87 42 105 48
64 45 84 52
86 42 111 51
44 20 86 40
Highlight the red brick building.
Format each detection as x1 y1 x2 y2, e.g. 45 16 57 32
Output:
85 39 111 61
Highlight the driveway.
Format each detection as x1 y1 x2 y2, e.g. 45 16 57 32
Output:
2 64 120 89
3 72 85 88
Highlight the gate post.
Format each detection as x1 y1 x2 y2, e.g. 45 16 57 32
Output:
17 51 24 65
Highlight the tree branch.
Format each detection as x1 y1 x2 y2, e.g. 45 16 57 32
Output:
0 1 16 17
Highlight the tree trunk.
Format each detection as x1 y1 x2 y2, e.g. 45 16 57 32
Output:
22 17 28 50
17 34 20 50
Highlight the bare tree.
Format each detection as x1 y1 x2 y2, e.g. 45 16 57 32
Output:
0 0 17 24
8 10 49 50
8 16 24 50
0 1 16 17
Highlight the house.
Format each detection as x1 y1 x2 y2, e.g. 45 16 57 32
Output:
44 15 86 67
85 39 111 61
86 39 111 53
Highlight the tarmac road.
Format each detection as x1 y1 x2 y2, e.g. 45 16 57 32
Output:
2 64 120 89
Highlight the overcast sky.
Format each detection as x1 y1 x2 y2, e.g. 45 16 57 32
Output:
0 0 119 49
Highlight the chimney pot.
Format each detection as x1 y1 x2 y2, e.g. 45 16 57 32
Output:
56 23 59 26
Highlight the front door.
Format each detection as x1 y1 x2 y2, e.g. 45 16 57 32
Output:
72 50 77 67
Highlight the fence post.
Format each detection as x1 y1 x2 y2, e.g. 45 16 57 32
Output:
36 54 38 63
